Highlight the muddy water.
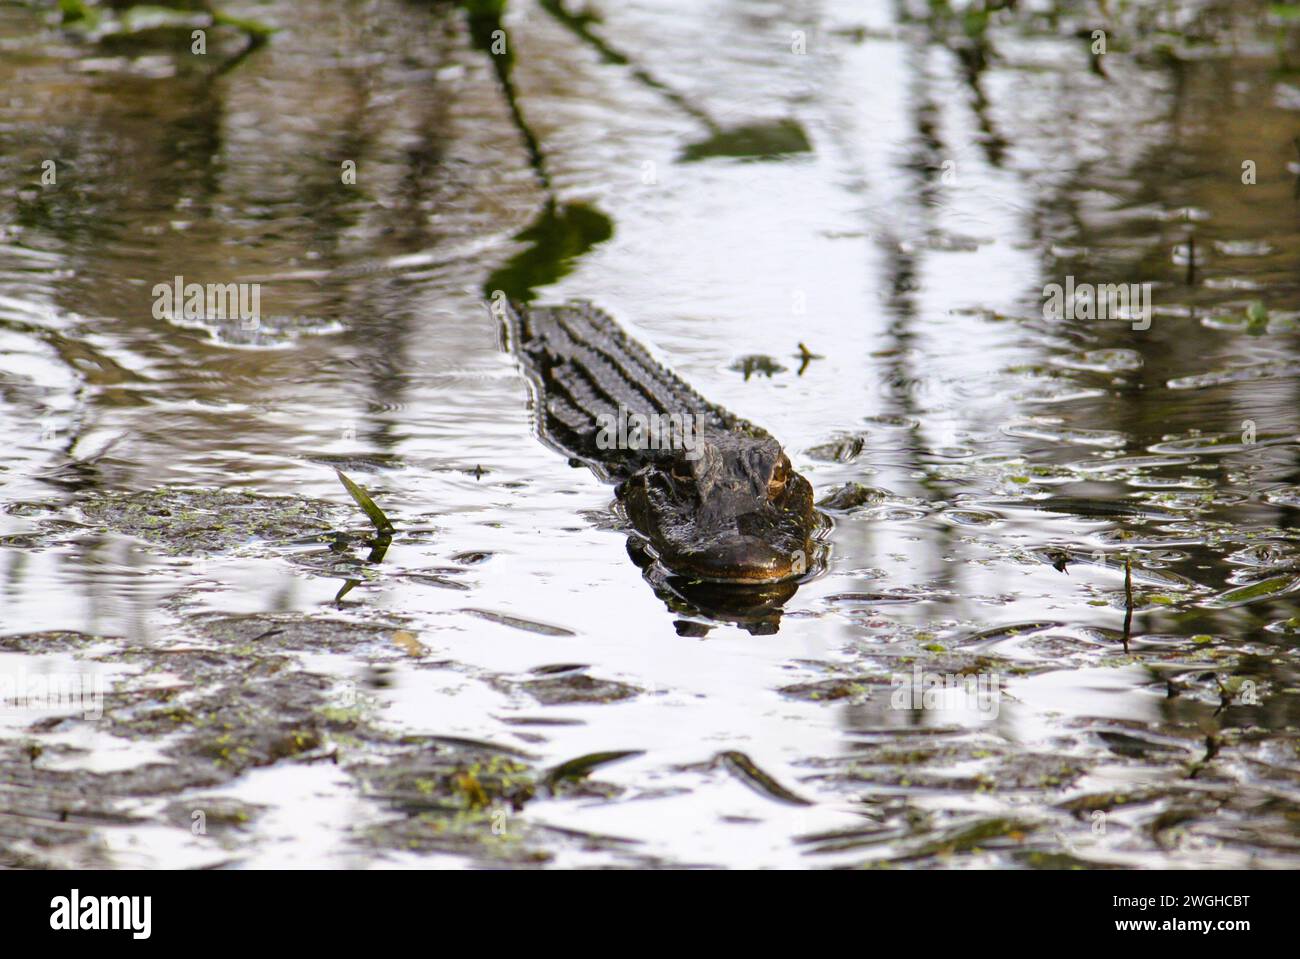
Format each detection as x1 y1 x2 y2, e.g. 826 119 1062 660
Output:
1 0 1299 867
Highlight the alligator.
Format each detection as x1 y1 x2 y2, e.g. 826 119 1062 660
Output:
500 300 824 589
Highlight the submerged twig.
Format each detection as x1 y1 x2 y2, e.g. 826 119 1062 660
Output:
1122 554 1133 652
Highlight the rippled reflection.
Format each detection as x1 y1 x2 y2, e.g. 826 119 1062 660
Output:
1 0 1299 868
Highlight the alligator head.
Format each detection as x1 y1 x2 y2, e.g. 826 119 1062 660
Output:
617 430 816 584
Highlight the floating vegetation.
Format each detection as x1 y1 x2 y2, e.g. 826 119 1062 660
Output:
1201 574 1300 609
1051 349 1144 373
716 751 812 807
730 355 787 379
806 433 868 463
501 673 642 706
816 484 891 511
70 488 346 556
1168 361 1300 390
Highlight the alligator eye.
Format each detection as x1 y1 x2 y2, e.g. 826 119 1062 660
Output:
767 466 787 499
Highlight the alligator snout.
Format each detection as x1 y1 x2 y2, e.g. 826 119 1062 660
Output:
667 534 802 584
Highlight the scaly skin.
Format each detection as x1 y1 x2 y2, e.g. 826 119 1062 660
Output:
501 300 817 584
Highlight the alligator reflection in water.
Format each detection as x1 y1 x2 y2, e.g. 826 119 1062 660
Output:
464 1 615 305
484 199 613 303
630 551 803 636
473 0 812 306
501 300 828 634
536 0 812 164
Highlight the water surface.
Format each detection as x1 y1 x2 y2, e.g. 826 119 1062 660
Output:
2 0 1300 868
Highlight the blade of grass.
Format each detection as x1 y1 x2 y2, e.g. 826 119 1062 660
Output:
1122 554 1133 652
213 9 276 43
336 470 394 535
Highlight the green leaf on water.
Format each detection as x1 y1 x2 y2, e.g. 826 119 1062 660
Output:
717 750 813 806
335 470 393 535
1245 301 1270 335
544 750 644 787
59 0 93 24
1204 574 1300 608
